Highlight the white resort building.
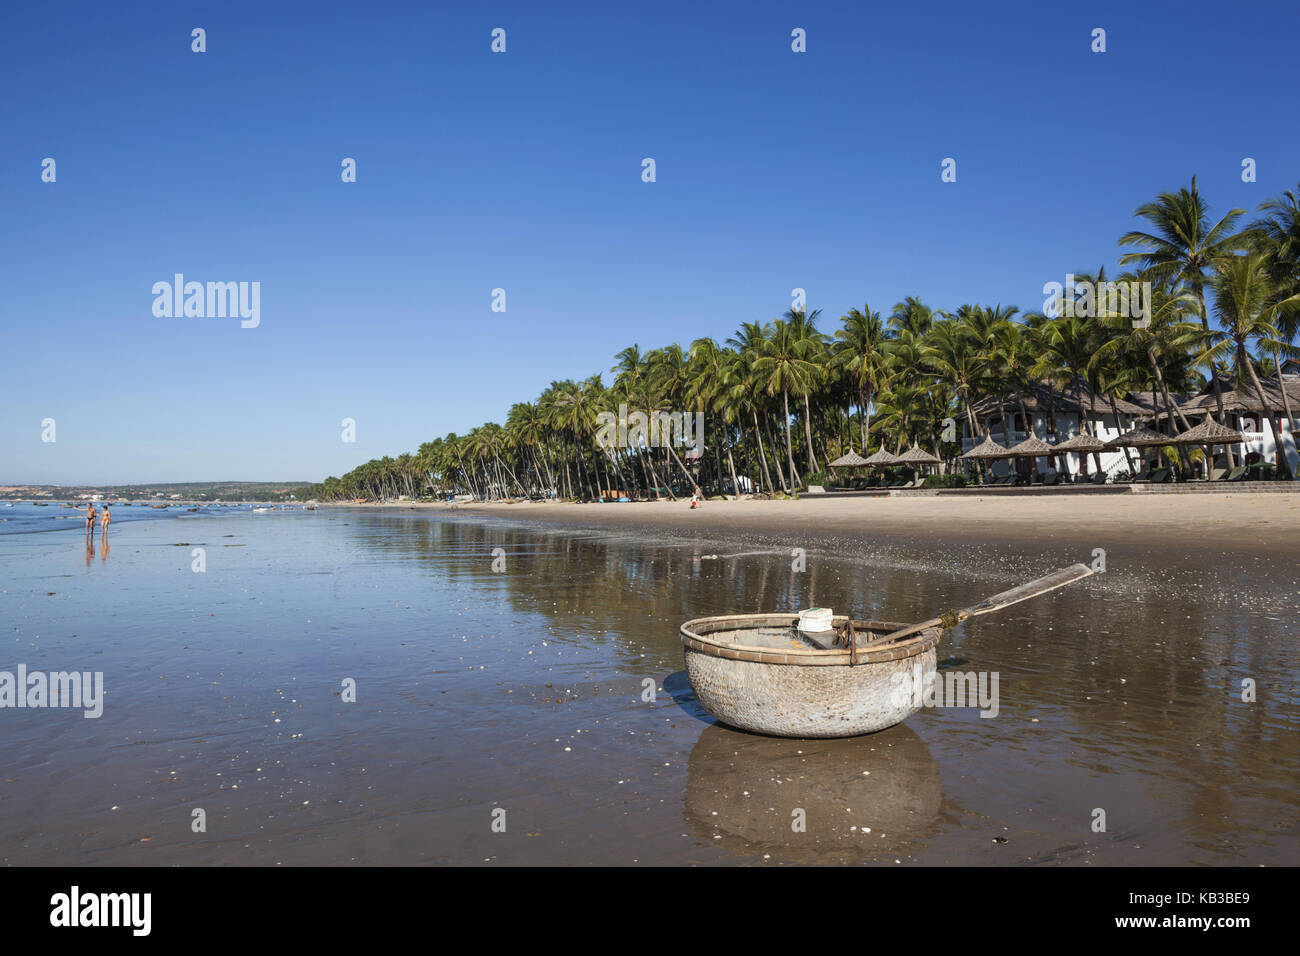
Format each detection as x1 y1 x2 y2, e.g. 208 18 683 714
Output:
962 371 1300 480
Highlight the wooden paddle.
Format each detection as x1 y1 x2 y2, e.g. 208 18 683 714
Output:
857 562 1095 649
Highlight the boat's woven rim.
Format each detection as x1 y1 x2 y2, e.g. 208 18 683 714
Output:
680 614 941 666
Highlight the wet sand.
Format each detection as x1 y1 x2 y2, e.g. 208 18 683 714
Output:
2 506 1296 866
354 492 1300 556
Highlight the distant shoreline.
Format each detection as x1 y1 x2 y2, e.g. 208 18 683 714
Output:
323 494 1300 556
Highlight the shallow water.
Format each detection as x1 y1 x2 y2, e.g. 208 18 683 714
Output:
0 508 1296 865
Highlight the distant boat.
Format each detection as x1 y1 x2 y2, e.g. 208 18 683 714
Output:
33 502 49 507
150 504 168 509
252 507 271 513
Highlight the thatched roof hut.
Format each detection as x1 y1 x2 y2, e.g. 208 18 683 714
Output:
969 381 1147 418
1163 378 1300 419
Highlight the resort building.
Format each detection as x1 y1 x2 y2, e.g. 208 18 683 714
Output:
963 383 1149 479
963 374 1300 480
1163 375 1300 475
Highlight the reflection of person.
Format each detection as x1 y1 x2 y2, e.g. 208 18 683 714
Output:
100 505 111 533
84 503 97 535
99 534 110 562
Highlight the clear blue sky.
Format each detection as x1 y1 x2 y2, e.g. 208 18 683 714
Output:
3 0 1296 484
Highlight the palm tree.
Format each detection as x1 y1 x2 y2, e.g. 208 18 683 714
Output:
752 318 821 488
1251 183 1300 441
832 303 889 449
782 307 828 475
1198 253 1300 477
924 316 980 444
1119 177 1252 428
1119 177 1250 331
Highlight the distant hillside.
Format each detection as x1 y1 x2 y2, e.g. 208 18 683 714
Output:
0 481 314 502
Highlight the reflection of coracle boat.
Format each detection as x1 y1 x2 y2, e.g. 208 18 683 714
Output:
684 723 942 862
681 565 1093 738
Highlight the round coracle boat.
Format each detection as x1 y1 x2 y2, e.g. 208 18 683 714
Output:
680 613 942 738
680 563 1095 739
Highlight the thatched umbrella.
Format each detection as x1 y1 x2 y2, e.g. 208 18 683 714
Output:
961 435 1010 459
862 448 901 467
1005 436 1055 457
1104 424 1170 449
859 447 901 488
1105 424 1175 472
1003 436 1056 482
827 449 870 487
1170 419 1246 480
896 443 941 483
827 450 870 468
896 443 940 465
1053 433 1106 453
1053 432 1107 479
961 434 1010 484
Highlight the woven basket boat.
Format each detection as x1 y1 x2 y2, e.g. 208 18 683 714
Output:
680 613 942 738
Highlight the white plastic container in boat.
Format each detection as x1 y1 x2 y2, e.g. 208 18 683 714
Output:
797 607 834 633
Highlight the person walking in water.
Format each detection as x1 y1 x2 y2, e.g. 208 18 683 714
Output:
84 502 97 536
100 504 111 535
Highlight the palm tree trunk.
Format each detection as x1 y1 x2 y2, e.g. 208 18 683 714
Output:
1106 393 1138 474
782 390 798 487
752 411 775 493
1272 348 1298 478
1153 364 1193 472
802 393 819 474
1241 344 1286 478
763 415 788 493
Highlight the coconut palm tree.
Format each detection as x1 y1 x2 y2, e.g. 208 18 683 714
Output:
1251 183 1300 439
752 318 821 488
832 303 889 449
1119 177 1253 428
1197 253 1300 477
782 307 828 475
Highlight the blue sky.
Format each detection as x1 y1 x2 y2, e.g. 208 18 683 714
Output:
3 0 1296 484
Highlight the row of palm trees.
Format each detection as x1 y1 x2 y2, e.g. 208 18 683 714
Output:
304 178 1300 501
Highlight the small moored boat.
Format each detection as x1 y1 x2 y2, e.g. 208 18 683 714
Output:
682 614 942 738
681 564 1094 738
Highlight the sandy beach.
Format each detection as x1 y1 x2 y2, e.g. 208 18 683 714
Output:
339 492 1300 556
3 501 1297 867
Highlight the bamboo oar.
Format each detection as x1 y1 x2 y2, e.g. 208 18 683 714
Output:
857 563 1095 649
